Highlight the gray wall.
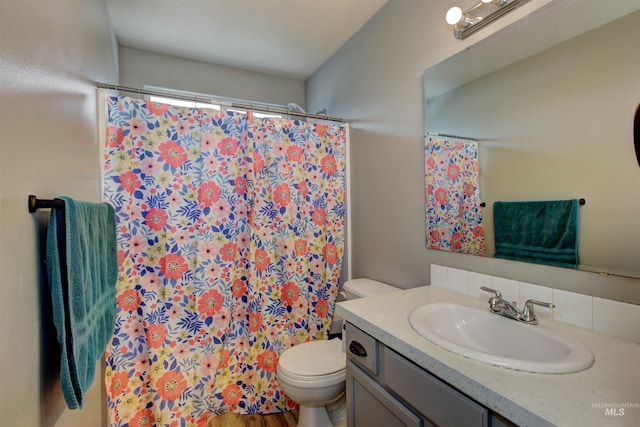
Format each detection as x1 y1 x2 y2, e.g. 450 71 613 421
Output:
119 46 305 107
306 0 639 304
0 0 119 425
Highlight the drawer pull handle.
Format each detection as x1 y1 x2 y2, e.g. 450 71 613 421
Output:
349 340 367 358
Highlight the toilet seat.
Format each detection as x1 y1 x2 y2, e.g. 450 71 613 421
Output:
277 339 346 387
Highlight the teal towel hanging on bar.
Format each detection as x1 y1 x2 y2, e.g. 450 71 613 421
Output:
493 199 579 268
46 196 118 409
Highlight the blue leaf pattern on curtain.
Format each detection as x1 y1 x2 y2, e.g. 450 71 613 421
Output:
103 96 346 425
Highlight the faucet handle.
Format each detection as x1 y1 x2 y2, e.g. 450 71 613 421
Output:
480 286 502 299
480 286 503 312
521 299 556 324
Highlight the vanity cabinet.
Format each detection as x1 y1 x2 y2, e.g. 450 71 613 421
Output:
345 322 516 427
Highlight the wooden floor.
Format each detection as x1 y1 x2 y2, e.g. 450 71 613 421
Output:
209 410 298 427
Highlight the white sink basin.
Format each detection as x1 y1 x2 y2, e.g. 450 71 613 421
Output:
408 302 594 374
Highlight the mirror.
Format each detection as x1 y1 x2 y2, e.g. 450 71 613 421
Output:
424 5 640 278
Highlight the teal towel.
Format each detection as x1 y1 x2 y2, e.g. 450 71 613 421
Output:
46 197 118 409
493 199 579 268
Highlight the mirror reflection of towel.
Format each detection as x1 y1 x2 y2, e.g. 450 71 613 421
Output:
493 199 579 268
46 196 118 409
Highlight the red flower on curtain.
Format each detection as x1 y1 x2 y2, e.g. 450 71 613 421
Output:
297 181 308 198
198 289 224 316
146 324 167 348
199 181 221 206
234 177 247 196
156 371 187 401
218 137 238 155
254 248 271 272
159 253 188 280
294 239 307 256
257 350 278 373
222 385 243 406
287 145 303 162
159 140 187 168
144 207 168 231
311 208 326 226
315 123 329 137
231 279 246 298
322 243 339 264
281 282 299 306
117 289 140 312
274 183 291 208
106 126 124 147
119 171 141 193
315 300 329 318
145 100 169 116
109 372 129 396
321 154 337 175
219 242 237 262
248 312 262 332
130 408 155 427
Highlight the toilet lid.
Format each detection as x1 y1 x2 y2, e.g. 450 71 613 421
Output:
278 338 345 377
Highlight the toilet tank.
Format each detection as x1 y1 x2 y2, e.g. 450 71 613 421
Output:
343 278 401 299
329 278 401 336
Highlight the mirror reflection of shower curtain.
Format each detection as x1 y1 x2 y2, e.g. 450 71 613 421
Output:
425 137 484 256
103 96 346 423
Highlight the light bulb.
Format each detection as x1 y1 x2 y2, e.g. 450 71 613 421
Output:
481 0 493 3
445 6 463 25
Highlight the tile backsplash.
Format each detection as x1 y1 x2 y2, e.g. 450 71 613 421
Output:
430 265 640 343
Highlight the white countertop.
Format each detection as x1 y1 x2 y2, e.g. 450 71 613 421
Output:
336 286 640 427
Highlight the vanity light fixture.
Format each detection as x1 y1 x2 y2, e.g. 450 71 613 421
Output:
445 0 530 39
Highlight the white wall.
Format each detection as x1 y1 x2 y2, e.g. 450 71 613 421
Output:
119 46 305 107
0 0 119 425
306 0 639 304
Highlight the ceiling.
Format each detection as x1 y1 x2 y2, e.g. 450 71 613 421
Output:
105 0 388 80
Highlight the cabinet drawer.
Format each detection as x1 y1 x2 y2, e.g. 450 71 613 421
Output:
383 347 489 427
345 323 379 375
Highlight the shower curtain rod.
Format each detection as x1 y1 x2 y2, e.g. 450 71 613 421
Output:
427 131 478 142
96 83 345 123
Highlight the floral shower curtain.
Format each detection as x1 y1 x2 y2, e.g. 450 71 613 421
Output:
425 137 484 255
103 96 346 426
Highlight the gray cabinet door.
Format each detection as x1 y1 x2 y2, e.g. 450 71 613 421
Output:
347 360 424 427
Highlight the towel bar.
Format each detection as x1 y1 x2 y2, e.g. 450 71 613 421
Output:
28 195 65 213
478 200 583 209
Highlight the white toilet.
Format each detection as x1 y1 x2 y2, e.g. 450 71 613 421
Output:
276 278 400 427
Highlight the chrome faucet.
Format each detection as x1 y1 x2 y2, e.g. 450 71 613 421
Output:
480 286 555 325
